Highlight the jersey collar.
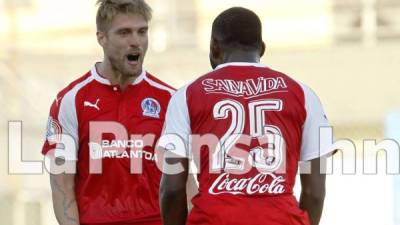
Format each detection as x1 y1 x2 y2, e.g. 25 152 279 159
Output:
91 63 146 86
215 62 267 70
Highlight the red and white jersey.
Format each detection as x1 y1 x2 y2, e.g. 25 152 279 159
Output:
163 62 336 225
42 64 175 224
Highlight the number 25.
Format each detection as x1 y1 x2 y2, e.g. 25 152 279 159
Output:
212 99 284 172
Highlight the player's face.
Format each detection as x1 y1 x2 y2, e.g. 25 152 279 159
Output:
100 13 149 78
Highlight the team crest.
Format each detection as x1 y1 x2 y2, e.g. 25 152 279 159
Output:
141 98 161 118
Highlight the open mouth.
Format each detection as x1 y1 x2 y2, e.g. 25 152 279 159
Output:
127 54 140 62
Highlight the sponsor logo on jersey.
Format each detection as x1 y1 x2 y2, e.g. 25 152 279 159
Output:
208 172 286 195
89 139 156 160
101 139 144 148
202 77 287 98
90 148 156 160
141 98 161 118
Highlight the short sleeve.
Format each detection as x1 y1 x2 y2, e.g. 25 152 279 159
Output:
42 93 79 159
299 84 336 161
160 85 191 157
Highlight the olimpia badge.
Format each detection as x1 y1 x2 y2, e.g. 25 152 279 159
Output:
141 98 161 118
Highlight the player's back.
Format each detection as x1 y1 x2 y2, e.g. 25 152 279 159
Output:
184 62 312 225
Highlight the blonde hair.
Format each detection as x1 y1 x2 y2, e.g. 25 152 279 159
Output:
96 0 152 32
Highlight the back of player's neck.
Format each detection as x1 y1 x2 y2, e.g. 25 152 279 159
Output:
223 52 260 64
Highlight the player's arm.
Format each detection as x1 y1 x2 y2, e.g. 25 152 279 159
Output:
298 84 336 225
299 157 326 225
50 158 80 225
158 86 191 225
186 172 199 211
43 96 80 225
160 156 189 225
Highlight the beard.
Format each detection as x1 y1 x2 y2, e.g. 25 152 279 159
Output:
108 54 138 79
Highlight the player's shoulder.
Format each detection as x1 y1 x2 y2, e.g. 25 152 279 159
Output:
264 66 314 96
264 66 300 85
143 72 176 96
186 69 218 90
55 70 93 99
269 68 323 107
46 69 94 114
185 65 299 89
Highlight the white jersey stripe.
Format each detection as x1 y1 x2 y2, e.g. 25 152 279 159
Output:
57 76 94 156
215 62 267 70
144 76 175 95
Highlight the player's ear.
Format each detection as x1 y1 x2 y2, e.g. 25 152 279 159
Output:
260 41 266 57
210 38 222 61
209 37 222 69
97 31 106 47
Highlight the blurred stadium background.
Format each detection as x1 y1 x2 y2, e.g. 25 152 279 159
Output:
0 0 399 224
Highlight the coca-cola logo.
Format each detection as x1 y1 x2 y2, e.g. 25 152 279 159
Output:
208 173 286 195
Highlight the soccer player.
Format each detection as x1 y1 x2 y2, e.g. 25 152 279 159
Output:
159 7 336 225
42 1 175 224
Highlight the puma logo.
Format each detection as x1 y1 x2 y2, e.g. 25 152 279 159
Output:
84 99 100 111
